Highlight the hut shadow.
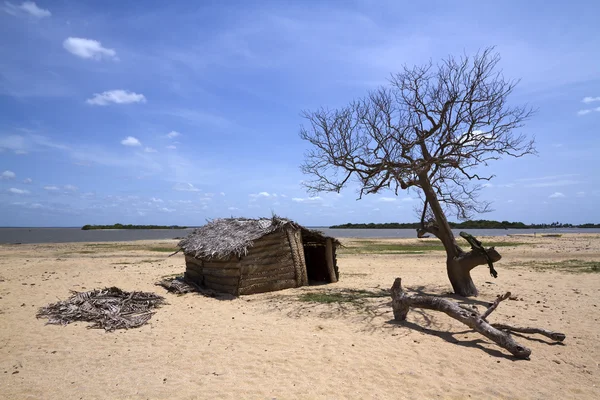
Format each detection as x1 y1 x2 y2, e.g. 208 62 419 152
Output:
387 319 520 360
156 277 237 301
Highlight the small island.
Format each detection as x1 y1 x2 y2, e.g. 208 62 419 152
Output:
81 223 188 230
329 220 600 229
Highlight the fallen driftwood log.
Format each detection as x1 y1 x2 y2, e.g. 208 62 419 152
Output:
37 287 166 331
390 278 565 359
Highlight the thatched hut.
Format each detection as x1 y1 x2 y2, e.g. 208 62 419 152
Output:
177 217 339 295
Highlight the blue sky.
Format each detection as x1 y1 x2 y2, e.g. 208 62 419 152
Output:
1 0 599 227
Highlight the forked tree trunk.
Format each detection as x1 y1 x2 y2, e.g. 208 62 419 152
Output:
418 174 501 297
447 257 479 297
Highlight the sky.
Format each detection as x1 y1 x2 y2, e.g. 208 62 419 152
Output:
1 0 599 227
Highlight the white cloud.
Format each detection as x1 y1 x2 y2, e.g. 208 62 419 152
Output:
378 197 396 202
166 131 180 139
166 145 177 150
0 133 69 155
173 182 200 192
64 184 77 191
576 191 585 198
23 177 32 184
44 185 59 191
86 90 146 106
526 180 581 188
582 96 600 104
250 192 272 198
220 192 225 196
151 197 163 203
577 106 600 116
4 1 50 18
8 188 29 194
121 136 142 147
144 147 157 153
549 192 565 198
228 206 239 210
517 174 579 183
160 207 175 213
507 199 514 203
481 183 493 188
292 196 322 202
63 37 117 60
1 170 16 180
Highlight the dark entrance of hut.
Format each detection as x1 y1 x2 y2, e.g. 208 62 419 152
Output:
301 232 336 284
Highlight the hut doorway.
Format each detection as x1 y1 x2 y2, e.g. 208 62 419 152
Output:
303 244 330 283
301 233 337 284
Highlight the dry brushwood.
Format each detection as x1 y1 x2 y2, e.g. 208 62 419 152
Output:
37 287 166 331
156 276 200 294
390 278 565 359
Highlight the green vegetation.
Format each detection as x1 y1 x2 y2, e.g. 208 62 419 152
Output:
298 289 389 304
147 247 179 253
330 220 600 229
510 259 600 274
82 223 187 230
338 240 526 255
81 243 178 253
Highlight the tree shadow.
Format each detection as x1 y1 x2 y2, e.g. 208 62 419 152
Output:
387 319 523 361
508 331 566 346
406 284 494 308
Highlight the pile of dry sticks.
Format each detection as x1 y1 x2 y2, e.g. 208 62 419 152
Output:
37 287 166 331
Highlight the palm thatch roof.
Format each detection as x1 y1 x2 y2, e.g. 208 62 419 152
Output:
178 216 335 260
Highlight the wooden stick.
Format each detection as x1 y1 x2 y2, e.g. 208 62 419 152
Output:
491 323 566 342
481 292 511 321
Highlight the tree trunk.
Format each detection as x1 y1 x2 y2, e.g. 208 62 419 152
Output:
418 174 502 297
447 257 479 297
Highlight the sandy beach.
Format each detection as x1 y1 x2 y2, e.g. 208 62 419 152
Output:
1 234 599 399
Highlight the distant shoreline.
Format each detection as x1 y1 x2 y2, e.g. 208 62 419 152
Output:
329 220 600 229
81 224 188 230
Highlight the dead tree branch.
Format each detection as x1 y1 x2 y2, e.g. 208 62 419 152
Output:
390 278 565 359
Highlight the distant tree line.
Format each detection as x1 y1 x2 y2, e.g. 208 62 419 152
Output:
329 220 600 229
81 224 187 230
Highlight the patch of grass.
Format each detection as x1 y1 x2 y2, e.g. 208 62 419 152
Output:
298 289 389 304
75 250 97 254
512 259 600 273
83 243 178 253
146 247 178 253
84 243 126 249
541 234 562 237
339 239 526 255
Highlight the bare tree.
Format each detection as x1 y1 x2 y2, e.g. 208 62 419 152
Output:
299 48 535 297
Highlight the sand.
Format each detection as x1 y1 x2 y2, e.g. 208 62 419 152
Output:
0 234 599 399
